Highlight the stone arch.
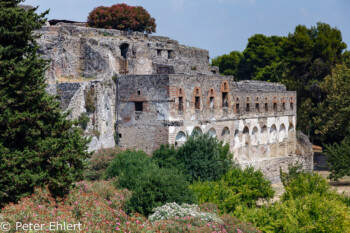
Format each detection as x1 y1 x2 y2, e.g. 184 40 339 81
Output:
175 131 186 146
279 124 287 142
192 127 202 136
221 127 230 143
288 123 294 132
260 125 268 144
251 126 259 146
208 128 216 138
234 129 240 148
270 124 277 143
242 126 250 146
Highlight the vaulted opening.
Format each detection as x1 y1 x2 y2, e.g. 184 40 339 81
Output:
120 43 129 59
222 92 228 108
195 97 200 110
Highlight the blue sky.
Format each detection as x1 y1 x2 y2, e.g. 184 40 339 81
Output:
24 0 350 59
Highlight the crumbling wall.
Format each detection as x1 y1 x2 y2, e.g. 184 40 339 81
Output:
36 24 214 85
117 75 171 154
52 80 116 152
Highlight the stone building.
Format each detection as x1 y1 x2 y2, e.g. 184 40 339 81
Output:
38 23 312 182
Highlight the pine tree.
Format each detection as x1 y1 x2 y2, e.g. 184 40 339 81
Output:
0 0 91 207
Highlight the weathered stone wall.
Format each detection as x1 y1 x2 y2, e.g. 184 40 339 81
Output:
50 80 116 152
116 75 171 154
36 24 214 85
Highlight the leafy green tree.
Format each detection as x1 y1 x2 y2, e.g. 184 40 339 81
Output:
313 64 350 144
238 34 286 81
325 136 350 181
0 0 90 207
283 23 347 136
211 51 243 77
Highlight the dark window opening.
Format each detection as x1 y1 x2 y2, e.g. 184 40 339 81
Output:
236 103 240 113
265 103 268 111
135 102 143 112
178 97 184 111
120 43 129 59
137 90 141 96
256 103 259 111
168 50 173 59
195 97 200 110
210 97 214 108
157 49 162 56
211 70 217 74
119 134 122 139
246 103 250 112
222 92 228 108
273 103 277 110
290 102 294 110
282 103 286 110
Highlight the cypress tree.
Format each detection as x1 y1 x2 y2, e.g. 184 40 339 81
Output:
0 0 90 207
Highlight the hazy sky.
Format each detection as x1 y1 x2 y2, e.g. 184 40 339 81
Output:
24 0 350 59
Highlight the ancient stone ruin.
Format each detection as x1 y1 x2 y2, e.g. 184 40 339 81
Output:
37 23 313 182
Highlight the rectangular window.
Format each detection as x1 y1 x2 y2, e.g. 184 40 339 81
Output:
265 103 268 111
256 103 259 111
168 50 173 59
157 49 162 56
195 97 200 110
246 103 250 112
290 102 294 110
222 92 228 108
210 97 214 109
178 97 183 111
273 103 277 110
135 102 143 112
236 103 240 113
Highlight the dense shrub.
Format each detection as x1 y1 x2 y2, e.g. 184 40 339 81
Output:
84 148 120 181
235 193 350 233
126 166 197 216
154 133 233 183
149 203 222 223
191 166 275 213
280 164 332 201
325 135 350 180
87 4 156 33
104 149 157 190
105 149 196 216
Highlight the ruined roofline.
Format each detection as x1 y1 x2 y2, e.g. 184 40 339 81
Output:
118 74 289 92
39 23 210 54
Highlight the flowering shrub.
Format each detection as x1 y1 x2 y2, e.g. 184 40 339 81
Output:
84 148 121 181
87 4 156 33
1 180 261 232
149 202 223 223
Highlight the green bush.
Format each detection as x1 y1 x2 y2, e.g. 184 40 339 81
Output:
235 193 350 233
105 149 196 216
152 144 183 171
84 148 120 181
280 163 333 201
191 166 275 213
126 166 197 216
104 149 156 190
177 133 233 182
325 135 350 180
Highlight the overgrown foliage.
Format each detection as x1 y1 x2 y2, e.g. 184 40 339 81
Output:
153 133 233 183
105 149 196 216
87 3 156 33
191 166 275 213
0 0 90 207
325 136 350 181
234 164 350 232
84 148 120 181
